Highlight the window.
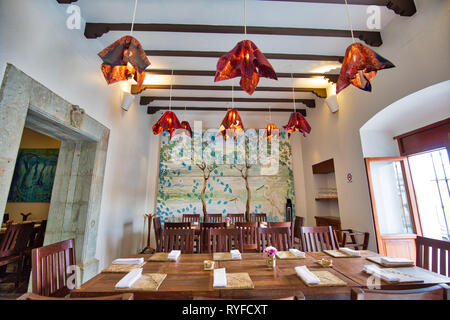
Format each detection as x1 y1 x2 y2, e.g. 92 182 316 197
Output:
409 148 450 240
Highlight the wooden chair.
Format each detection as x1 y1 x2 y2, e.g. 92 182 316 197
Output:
235 222 258 252
18 292 134 300
199 222 226 253
227 214 245 224
207 228 243 253
158 228 195 253
153 217 162 252
0 222 35 287
182 214 201 223
205 214 223 223
257 227 291 252
268 222 294 248
416 236 450 277
299 226 339 252
23 220 48 272
294 216 304 247
31 239 76 297
250 213 267 223
351 284 450 300
335 229 370 250
164 222 191 229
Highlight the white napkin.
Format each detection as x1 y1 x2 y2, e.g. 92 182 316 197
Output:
168 250 181 261
193 221 199 226
213 268 227 287
380 256 414 266
363 264 400 283
295 266 320 285
230 249 242 259
115 268 142 289
339 247 361 257
289 248 306 258
112 257 144 265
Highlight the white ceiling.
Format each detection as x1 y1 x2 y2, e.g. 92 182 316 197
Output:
72 0 397 110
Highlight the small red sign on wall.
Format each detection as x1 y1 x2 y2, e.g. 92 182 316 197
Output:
347 173 353 183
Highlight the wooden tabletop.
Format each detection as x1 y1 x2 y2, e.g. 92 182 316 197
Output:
70 251 450 300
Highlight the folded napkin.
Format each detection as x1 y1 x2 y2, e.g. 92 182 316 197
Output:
168 250 181 261
380 256 414 266
230 249 242 259
338 247 361 257
115 268 142 289
295 266 320 285
112 257 144 265
363 264 400 283
213 268 227 287
288 248 306 258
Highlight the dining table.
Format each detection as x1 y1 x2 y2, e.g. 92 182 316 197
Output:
70 250 450 300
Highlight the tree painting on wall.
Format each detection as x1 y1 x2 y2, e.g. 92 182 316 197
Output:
156 130 295 223
7 149 59 202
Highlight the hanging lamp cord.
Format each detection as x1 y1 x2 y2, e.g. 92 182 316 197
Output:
344 0 356 43
130 0 138 36
244 0 247 37
291 72 296 113
169 69 174 111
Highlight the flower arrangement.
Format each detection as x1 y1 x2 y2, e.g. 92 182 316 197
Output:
225 217 231 223
263 246 278 257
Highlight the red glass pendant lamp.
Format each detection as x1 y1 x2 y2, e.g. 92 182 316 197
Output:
218 109 245 140
214 0 277 95
283 73 311 138
180 121 193 138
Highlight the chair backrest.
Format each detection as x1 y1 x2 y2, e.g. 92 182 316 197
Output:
182 214 201 223
294 216 305 239
0 222 35 258
250 213 267 222
300 226 339 252
227 214 245 224
18 292 134 300
351 284 450 300
200 222 226 253
153 217 162 250
236 222 258 251
30 220 47 249
416 236 450 277
31 239 76 297
158 228 195 253
268 222 294 248
257 227 291 252
205 214 223 223
207 228 244 253
337 229 370 250
164 222 191 229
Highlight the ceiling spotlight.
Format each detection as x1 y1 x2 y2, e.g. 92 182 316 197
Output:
121 92 135 111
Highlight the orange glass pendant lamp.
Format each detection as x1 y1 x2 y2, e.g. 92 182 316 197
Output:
215 40 278 95
218 109 245 140
152 111 182 138
283 112 311 138
98 35 150 89
266 123 278 142
180 121 193 138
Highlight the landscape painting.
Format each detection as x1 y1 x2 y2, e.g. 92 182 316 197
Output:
7 149 59 202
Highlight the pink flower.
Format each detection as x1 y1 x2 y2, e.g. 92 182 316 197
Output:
225 217 231 222
263 246 278 257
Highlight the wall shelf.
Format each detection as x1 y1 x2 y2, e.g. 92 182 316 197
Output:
315 197 338 201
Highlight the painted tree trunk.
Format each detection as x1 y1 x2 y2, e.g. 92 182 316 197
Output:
245 174 251 222
201 176 207 217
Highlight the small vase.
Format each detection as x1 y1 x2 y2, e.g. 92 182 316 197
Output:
226 221 230 227
266 255 276 269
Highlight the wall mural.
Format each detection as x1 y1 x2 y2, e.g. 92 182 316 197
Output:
156 130 295 223
7 149 59 202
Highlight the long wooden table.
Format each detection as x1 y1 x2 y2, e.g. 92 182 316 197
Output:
70 251 450 300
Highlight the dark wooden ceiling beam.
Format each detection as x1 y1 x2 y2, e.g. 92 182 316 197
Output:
132 84 327 98
142 69 339 83
56 0 78 3
258 0 416 17
147 106 307 116
84 23 382 46
140 96 316 108
145 50 344 62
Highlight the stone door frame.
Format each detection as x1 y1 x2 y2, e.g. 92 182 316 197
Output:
0 64 109 281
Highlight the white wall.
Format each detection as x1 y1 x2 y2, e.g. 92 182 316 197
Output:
300 0 450 251
0 1 153 269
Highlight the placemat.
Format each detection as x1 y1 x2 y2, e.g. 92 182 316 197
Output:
366 256 415 268
102 263 145 273
276 251 306 260
324 250 360 258
213 252 241 261
301 270 347 287
116 273 167 291
148 253 172 262
216 273 254 290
